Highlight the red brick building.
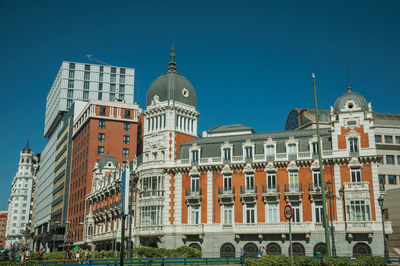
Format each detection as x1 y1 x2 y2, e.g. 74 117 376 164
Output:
0 211 7 249
66 100 140 243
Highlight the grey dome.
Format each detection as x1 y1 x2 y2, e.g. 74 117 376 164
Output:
333 87 368 113
97 154 118 169
146 46 196 108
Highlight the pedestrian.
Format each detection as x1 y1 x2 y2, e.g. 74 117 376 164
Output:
262 246 267 256
21 250 25 262
240 247 244 258
75 248 80 262
25 249 30 260
84 249 89 264
66 248 70 260
39 248 44 261
258 246 262 257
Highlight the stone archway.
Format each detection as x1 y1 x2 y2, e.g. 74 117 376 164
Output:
266 242 281 255
353 243 371 257
220 243 235 257
313 242 327 256
289 242 305 256
189 243 202 252
243 242 258 257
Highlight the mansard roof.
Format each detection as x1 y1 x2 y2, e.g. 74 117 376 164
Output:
178 128 332 159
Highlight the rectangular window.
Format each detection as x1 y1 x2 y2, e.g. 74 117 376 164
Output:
191 150 199 163
119 84 125 93
190 205 200 225
385 135 393 144
68 70 75 78
84 71 90 80
314 202 323 223
388 175 397 185
83 81 89 90
313 171 321 188
100 107 106 115
223 148 231 161
119 94 124 100
111 67 116 73
191 176 200 193
124 110 131 118
123 148 129 157
67 99 73 109
99 66 104 72
375 135 382 143
347 200 370 221
69 63 75 69
398 155 400 165
292 203 301 222
67 89 73 98
386 155 395 164
110 93 115 101
245 147 253 160
83 91 89 100
311 142 318 155
97 146 104 155
245 204 256 223
289 172 299 190
120 75 125 83
68 79 74 88
123 135 130 144
99 73 103 81
120 68 125 74
351 169 362 182
288 144 297 160
85 64 90 70
223 175 232 192
98 133 105 142
99 120 105 129
98 82 103 90
98 92 102 100
266 203 278 223
396 136 400 144
124 122 130 131
266 145 275 160
267 173 276 189
223 205 233 225
245 174 254 191
110 74 116 83
349 138 359 153
379 175 385 185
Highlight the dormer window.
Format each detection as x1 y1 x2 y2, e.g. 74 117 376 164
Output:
245 147 253 160
349 138 359 156
311 142 318 157
265 145 275 161
223 148 231 161
191 150 199 164
288 144 297 160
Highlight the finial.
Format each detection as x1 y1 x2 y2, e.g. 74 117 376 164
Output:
26 134 30 148
347 57 352 92
167 43 177 72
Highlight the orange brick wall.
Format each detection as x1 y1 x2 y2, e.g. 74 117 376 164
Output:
337 124 369 150
175 133 195 159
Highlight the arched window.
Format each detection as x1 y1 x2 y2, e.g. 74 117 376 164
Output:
189 243 202 252
220 243 235 257
313 242 327 256
289 242 305 256
243 242 258 257
353 243 371 257
266 242 281 255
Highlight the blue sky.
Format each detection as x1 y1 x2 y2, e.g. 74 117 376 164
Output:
0 0 399 210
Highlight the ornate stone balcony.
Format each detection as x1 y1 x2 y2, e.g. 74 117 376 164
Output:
284 184 303 201
218 187 235 203
262 185 280 202
135 225 164 236
185 189 202 204
343 181 369 191
240 186 257 203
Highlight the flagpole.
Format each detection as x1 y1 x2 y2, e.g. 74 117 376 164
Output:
312 73 332 256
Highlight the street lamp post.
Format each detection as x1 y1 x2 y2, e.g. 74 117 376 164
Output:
378 196 389 258
326 180 337 256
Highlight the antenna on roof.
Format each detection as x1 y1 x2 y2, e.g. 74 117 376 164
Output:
347 57 352 92
86 55 112 66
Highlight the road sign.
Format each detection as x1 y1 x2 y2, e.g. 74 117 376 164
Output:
284 204 293 220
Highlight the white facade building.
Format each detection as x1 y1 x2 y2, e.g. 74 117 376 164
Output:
6 141 37 247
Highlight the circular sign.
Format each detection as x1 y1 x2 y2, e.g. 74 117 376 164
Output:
284 204 293 220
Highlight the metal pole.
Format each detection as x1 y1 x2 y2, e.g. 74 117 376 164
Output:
312 73 332 256
381 207 388 257
328 187 336 256
289 219 293 266
120 215 125 266
127 183 133 258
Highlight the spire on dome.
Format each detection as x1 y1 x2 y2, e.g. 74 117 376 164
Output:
167 44 177 73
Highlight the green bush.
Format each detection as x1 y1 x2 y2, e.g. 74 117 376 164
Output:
322 256 354 266
353 256 387 266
